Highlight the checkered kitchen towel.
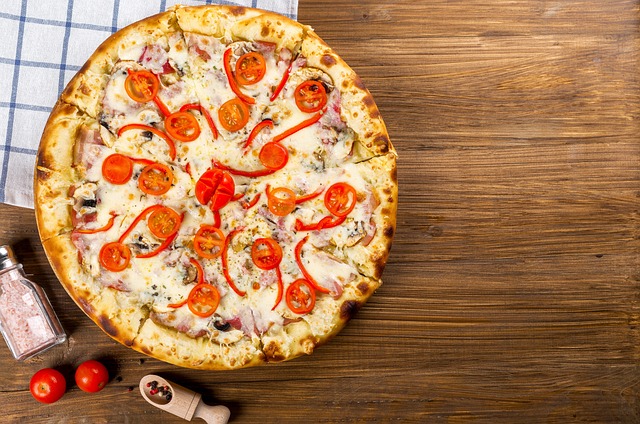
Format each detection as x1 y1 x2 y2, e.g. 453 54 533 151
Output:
0 0 298 208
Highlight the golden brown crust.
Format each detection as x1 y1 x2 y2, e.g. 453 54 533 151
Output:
36 4 397 369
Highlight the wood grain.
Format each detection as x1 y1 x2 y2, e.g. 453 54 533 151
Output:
0 0 638 422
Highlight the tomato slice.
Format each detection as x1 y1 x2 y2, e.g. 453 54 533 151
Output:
324 182 357 217
164 111 201 142
99 242 131 272
138 163 174 196
102 154 133 185
218 98 250 132
286 279 316 314
195 168 235 211
259 142 289 171
235 52 266 85
251 238 283 270
147 206 181 239
124 70 159 103
187 283 220 317
193 225 225 259
267 187 296 216
294 80 328 113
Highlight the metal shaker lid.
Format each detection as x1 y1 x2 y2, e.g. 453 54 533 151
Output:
0 245 19 271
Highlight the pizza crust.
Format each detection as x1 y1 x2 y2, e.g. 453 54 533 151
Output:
36 5 397 370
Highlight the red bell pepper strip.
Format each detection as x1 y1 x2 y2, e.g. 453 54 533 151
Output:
221 227 247 296
271 111 324 144
180 103 219 139
295 186 324 204
153 96 172 117
241 193 261 210
212 210 221 229
75 212 118 234
270 62 292 102
243 119 273 152
212 159 277 178
118 205 163 244
118 124 176 160
272 267 283 311
136 231 178 258
223 48 255 105
189 257 205 285
294 215 346 232
294 236 330 294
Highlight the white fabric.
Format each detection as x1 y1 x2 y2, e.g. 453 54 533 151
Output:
0 0 298 208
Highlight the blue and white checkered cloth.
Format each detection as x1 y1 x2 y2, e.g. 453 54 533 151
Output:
0 0 298 208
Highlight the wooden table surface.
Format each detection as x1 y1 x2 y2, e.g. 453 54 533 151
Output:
1 0 639 422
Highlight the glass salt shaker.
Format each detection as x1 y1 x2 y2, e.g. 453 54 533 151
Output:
0 245 66 360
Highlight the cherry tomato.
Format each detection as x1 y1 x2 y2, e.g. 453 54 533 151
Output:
286 279 316 314
259 142 289 171
251 238 283 270
267 186 296 216
193 225 226 259
218 98 250 132
99 242 131 272
75 360 109 393
294 80 327 113
164 111 201 142
235 52 266 85
187 283 221 317
147 206 181 239
195 168 235 211
324 182 357 217
30 368 66 404
124 70 159 103
102 154 133 185
138 163 174 196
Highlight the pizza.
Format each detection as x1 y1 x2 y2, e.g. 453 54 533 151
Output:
34 5 397 369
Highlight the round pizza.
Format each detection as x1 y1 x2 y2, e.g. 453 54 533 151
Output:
34 5 397 369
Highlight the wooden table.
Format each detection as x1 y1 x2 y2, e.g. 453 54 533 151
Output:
1 0 638 422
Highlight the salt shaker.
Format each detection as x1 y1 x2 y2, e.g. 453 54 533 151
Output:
0 245 66 360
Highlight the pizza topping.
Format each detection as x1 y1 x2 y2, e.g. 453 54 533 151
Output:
218 98 250 132
294 80 327 113
99 242 131 272
324 182 357 217
251 238 282 270
270 61 292 102
223 48 256 104
118 205 163 244
212 159 277 178
193 225 225 259
138 163 174 196
243 119 273 152
180 103 218 139
267 187 296 216
235 52 266 85
74 212 118 234
136 231 178 258
138 45 174 75
195 168 235 210
147 207 182 239
164 111 201 142
294 236 330 294
221 228 246 297
101 154 133 185
241 193 261 210
124 70 159 103
259 142 289 171
189 258 206 285
286 279 316 315
271 111 324 144
187 283 221 317
153 96 172 118
118 124 176 160
295 215 346 232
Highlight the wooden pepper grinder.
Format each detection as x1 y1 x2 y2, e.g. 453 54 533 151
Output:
139 374 230 424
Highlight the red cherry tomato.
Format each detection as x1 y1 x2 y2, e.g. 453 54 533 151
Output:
324 182 357 217
267 187 296 216
193 225 226 259
138 163 174 196
195 168 235 211
147 206 182 239
75 360 109 393
251 238 283 270
187 283 221 317
125 70 159 103
218 98 250 132
286 279 316 314
235 52 266 85
102 154 133 185
30 368 66 404
99 242 131 272
294 80 327 113
164 111 201 142
259 142 289 171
